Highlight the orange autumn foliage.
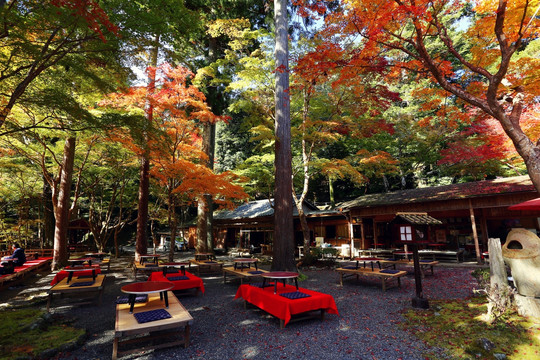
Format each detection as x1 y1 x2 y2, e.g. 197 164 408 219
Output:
101 63 247 208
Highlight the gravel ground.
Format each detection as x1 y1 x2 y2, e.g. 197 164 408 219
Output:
2 250 482 360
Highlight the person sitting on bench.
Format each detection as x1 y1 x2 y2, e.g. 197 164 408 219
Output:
0 243 26 274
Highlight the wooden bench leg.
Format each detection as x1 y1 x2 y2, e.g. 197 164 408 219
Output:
112 338 118 360
47 293 52 312
397 277 401 288
184 324 190 348
381 278 387 292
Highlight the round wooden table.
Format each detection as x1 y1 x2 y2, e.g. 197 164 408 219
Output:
261 271 299 294
121 281 175 313
233 258 258 271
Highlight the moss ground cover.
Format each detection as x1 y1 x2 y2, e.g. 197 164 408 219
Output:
401 296 540 359
0 308 85 359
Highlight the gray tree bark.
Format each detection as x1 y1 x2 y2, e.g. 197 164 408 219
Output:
272 0 296 271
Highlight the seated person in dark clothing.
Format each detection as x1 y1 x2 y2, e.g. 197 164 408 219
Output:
9 243 26 266
0 243 26 275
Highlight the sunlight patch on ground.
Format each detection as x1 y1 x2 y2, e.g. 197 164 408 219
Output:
241 346 260 358
239 319 259 326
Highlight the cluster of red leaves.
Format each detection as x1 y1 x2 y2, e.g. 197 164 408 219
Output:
101 63 246 207
51 0 119 41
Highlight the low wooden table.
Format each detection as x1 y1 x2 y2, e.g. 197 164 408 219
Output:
113 291 193 360
233 258 258 271
235 283 338 328
133 261 163 280
189 259 223 275
194 253 215 261
47 274 106 312
63 266 98 284
223 266 268 284
67 257 93 267
336 267 407 291
139 254 161 265
379 259 439 277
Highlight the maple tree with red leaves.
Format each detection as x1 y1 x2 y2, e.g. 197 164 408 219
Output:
296 0 540 192
101 63 248 259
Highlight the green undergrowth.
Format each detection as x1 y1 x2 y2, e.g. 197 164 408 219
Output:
0 308 85 359
401 295 540 359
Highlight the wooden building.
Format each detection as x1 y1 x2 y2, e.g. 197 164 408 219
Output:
213 175 539 260
341 175 539 259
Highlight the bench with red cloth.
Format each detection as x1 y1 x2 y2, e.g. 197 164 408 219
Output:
148 271 204 295
0 257 53 288
235 283 338 328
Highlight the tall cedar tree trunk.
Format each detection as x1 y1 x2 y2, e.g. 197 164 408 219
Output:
272 0 296 271
135 37 159 260
42 175 55 248
294 87 314 255
196 121 215 253
205 123 215 251
51 137 76 270
196 36 219 254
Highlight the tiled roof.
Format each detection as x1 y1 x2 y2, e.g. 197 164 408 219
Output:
395 212 442 225
214 198 322 221
339 175 535 209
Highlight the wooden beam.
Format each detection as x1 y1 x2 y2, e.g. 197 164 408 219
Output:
469 199 482 264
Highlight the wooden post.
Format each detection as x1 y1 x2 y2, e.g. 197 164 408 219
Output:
349 214 354 259
373 222 377 249
469 199 482 264
360 220 365 250
411 243 429 309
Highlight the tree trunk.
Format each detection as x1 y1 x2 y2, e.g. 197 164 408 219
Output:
487 237 510 321
42 175 55 248
272 0 296 272
168 188 176 262
328 176 335 207
196 121 215 253
196 199 208 253
297 206 311 255
51 137 76 270
135 155 150 258
135 36 159 260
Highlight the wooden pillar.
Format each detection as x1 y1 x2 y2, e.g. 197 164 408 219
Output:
469 199 482 264
373 222 378 249
360 220 366 250
480 209 490 251
348 214 354 259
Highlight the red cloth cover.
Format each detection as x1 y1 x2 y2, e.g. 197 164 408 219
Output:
50 266 101 285
235 283 338 326
148 271 205 294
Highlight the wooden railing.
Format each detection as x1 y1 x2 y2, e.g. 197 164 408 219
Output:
1 248 54 258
